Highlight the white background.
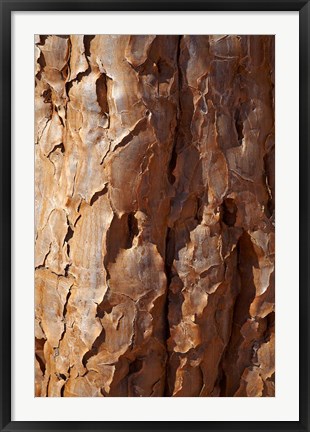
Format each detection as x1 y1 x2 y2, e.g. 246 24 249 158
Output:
12 11 299 422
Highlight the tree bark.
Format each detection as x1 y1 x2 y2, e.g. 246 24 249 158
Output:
35 35 275 397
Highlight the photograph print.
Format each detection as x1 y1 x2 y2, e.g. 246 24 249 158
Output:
34 34 275 397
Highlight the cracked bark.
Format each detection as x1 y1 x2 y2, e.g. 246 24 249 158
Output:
35 35 275 397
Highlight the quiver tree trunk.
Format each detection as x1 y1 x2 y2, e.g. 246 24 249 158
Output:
35 35 275 397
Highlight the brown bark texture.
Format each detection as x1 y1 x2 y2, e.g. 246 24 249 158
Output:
35 35 275 397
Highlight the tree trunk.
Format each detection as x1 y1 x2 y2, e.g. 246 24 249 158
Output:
35 35 275 397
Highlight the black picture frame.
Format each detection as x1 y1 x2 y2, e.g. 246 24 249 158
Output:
1 0 309 431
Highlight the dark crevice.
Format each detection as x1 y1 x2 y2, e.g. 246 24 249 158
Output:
167 36 182 186
42 87 51 103
251 313 274 366
35 243 52 270
128 357 144 375
234 105 244 146
83 35 95 59
218 253 241 396
90 185 108 206
262 372 275 397
218 366 227 397
263 150 275 218
57 286 72 349
66 68 92 94
61 62 70 81
74 214 82 228
165 227 175 272
63 220 74 261
220 198 237 227
168 135 178 185
36 50 46 78
64 264 70 278
163 227 175 397
54 107 65 127
96 292 114 319
82 327 106 367
47 143 65 161
46 375 51 396
220 231 259 396
126 213 139 249
114 117 148 151
267 310 275 330
64 224 74 246
62 288 72 321
96 73 110 115
65 36 93 93
194 196 203 225
38 35 49 46
103 213 137 271
35 338 46 375
102 215 121 286
157 58 175 84
262 311 275 343
58 373 67 381
162 35 183 397
217 281 240 397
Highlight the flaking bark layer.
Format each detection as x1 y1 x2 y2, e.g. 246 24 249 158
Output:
35 35 275 397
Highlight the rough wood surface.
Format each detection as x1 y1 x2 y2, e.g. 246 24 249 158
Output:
35 35 275 397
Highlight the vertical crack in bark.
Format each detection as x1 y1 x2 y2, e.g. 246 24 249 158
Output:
163 227 174 396
57 284 73 347
35 337 47 375
82 324 106 368
161 35 183 396
220 231 259 396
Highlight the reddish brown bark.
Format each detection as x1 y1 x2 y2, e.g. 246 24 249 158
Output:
35 35 275 397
